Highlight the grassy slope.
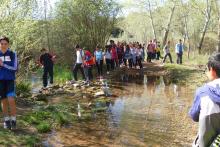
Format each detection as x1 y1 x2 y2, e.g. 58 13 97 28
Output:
164 53 209 89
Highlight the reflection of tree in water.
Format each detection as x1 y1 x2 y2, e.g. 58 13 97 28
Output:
163 76 173 103
107 99 125 128
119 74 144 84
163 76 172 86
146 76 157 96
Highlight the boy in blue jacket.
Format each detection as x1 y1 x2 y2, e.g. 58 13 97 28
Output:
189 53 220 146
0 36 18 130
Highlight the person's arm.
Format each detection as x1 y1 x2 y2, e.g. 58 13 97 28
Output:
115 48 118 59
189 89 201 122
81 51 85 65
102 51 104 60
2 52 18 71
175 44 179 53
163 46 166 53
94 51 96 61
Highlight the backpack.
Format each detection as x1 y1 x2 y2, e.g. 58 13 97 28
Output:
210 134 220 147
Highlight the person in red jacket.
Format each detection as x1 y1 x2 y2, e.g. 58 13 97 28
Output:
110 40 118 70
116 42 124 67
84 49 94 85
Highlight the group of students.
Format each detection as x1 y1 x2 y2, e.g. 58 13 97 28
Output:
146 39 184 64
73 40 145 84
39 40 220 147
1 35 220 147
39 39 185 87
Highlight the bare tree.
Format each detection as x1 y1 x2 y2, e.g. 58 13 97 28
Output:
162 3 176 47
44 0 51 50
147 0 157 40
197 0 212 54
181 0 191 59
215 0 220 52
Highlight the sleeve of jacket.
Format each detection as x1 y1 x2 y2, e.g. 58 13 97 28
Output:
3 52 18 71
189 88 202 122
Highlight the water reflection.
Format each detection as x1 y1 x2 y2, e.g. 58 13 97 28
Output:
30 73 42 94
43 75 197 147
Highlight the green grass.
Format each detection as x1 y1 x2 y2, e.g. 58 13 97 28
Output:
165 50 209 66
36 122 51 133
54 65 72 83
164 63 208 88
16 81 32 97
162 51 210 88
22 103 77 133
0 127 40 146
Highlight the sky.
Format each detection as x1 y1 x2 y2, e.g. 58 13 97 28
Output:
47 0 136 16
45 0 167 16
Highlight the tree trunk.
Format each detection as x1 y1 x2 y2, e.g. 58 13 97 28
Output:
184 19 191 59
218 16 220 52
44 0 51 51
216 0 220 52
162 4 176 47
148 0 157 40
197 0 211 54
181 0 191 59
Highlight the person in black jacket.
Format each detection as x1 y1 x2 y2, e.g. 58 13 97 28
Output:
40 48 55 88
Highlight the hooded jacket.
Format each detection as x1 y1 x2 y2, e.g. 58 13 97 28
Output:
189 79 220 147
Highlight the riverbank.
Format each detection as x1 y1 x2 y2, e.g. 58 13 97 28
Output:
0 60 207 146
0 79 117 146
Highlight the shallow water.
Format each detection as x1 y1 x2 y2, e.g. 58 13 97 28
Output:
42 75 197 147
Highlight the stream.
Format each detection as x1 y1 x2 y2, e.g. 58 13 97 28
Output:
31 74 197 147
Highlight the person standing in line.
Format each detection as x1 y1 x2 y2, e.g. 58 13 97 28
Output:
104 45 112 75
73 44 86 81
136 44 143 69
175 39 184 64
123 45 132 68
162 41 173 64
147 40 154 63
141 43 145 62
84 49 94 85
116 42 124 67
40 48 55 88
110 43 118 70
130 44 137 68
152 39 157 60
0 36 18 130
94 45 103 78
156 42 162 60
